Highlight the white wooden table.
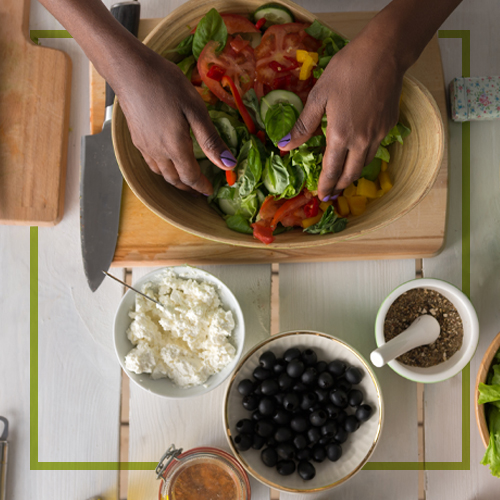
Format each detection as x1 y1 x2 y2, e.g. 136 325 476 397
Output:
1 0 500 498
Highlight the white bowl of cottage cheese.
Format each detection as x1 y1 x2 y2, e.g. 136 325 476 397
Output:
114 265 245 398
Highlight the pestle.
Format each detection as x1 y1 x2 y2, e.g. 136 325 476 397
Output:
370 315 440 368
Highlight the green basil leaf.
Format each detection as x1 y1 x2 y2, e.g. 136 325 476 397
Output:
280 163 305 199
193 8 228 59
262 152 290 195
305 135 326 148
207 171 225 204
239 137 263 197
265 103 298 145
375 145 391 163
242 88 266 129
360 157 382 181
225 214 254 235
163 34 194 56
177 55 196 80
304 205 348 235
290 145 322 193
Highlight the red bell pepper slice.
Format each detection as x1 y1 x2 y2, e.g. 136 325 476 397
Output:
256 130 266 144
255 17 266 30
270 192 310 229
221 75 256 134
206 64 226 82
226 169 237 186
303 197 320 218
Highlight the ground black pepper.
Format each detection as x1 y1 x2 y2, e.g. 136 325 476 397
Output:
383 288 464 367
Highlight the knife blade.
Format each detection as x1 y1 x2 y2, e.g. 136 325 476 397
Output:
80 0 141 292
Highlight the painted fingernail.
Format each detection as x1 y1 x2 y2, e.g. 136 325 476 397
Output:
322 194 331 202
220 150 237 168
277 133 291 148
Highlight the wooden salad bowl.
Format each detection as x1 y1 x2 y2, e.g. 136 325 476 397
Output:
475 331 500 448
112 0 445 249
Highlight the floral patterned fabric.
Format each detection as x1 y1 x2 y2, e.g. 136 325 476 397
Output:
450 76 500 121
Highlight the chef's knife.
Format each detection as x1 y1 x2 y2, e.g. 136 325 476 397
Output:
0 417 8 500
81 0 141 292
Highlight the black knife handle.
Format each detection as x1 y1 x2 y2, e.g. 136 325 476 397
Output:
105 1 141 109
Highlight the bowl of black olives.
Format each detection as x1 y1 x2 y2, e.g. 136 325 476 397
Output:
223 331 383 493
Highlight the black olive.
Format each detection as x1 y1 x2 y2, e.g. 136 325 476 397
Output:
252 434 266 450
307 426 321 444
315 361 328 373
261 447 278 467
261 378 280 396
321 420 337 438
348 389 363 407
273 358 287 375
301 348 318 366
345 366 363 385
287 359 305 379
283 392 300 412
326 442 343 462
334 426 348 444
255 420 275 437
236 418 254 434
273 408 292 426
274 392 285 405
314 388 328 403
312 444 326 462
334 378 352 393
259 350 277 370
317 372 335 390
300 392 318 410
259 397 276 416
293 434 308 450
309 409 327 427
283 347 301 362
234 433 252 451
298 460 316 480
308 403 322 413
253 366 272 381
254 384 263 396
356 404 373 422
242 395 259 411
277 460 296 476
297 448 312 461
278 373 294 391
319 435 332 446
327 359 346 377
293 381 308 393
345 415 360 433
252 410 265 421
237 379 255 396
301 367 318 385
290 415 309 433
336 410 348 427
274 427 293 443
325 403 340 420
330 389 348 409
276 442 295 460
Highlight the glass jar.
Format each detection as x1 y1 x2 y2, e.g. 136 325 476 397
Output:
157 446 251 500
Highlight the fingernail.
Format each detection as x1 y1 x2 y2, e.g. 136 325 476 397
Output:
220 150 237 168
322 194 331 202
277 133 291 148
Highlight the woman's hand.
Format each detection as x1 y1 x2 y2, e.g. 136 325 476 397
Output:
114 47 236 195
278 34 404 201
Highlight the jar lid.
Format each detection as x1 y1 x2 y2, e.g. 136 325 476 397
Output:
157 445 251 500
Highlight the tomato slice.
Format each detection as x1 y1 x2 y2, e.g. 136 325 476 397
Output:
221 13 259 34
254 23 321 103
198 39 255 108
270 191 312 229
230 35 250 53
194 86 218 105
251 220 275 244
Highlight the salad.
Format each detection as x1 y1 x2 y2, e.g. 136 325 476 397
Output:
169 3 410 244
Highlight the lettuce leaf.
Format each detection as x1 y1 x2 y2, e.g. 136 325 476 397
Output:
304 205 347 235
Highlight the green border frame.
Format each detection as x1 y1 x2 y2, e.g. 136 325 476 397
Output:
29 30 471 471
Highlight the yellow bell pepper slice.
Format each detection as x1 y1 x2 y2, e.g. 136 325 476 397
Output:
302 209 324 228
343 183 357 198
336 196 350 217
381 160 388 172
347 195 367 216
299 54 316 80
296 50 319 63
319 200 332 212
378 170 393 193
356 178 378 199
376 189 384 198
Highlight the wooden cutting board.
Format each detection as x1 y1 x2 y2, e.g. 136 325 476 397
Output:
0 0 72 225
90 12 448 266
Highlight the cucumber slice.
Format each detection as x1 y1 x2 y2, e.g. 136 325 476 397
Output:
254 3 295 26
240 31 262 48
260 89 304 122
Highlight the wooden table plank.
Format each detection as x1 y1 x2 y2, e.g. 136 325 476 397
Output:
90 13 449 266
278 259 419 499
126 265 272 500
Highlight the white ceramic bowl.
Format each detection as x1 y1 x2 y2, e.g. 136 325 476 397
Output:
375 278 479 383
223 331 383 494
114 265 245 398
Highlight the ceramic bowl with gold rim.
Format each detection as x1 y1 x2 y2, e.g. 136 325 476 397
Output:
223 331 383 493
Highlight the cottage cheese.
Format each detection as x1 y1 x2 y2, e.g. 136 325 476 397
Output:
124 270 236 387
